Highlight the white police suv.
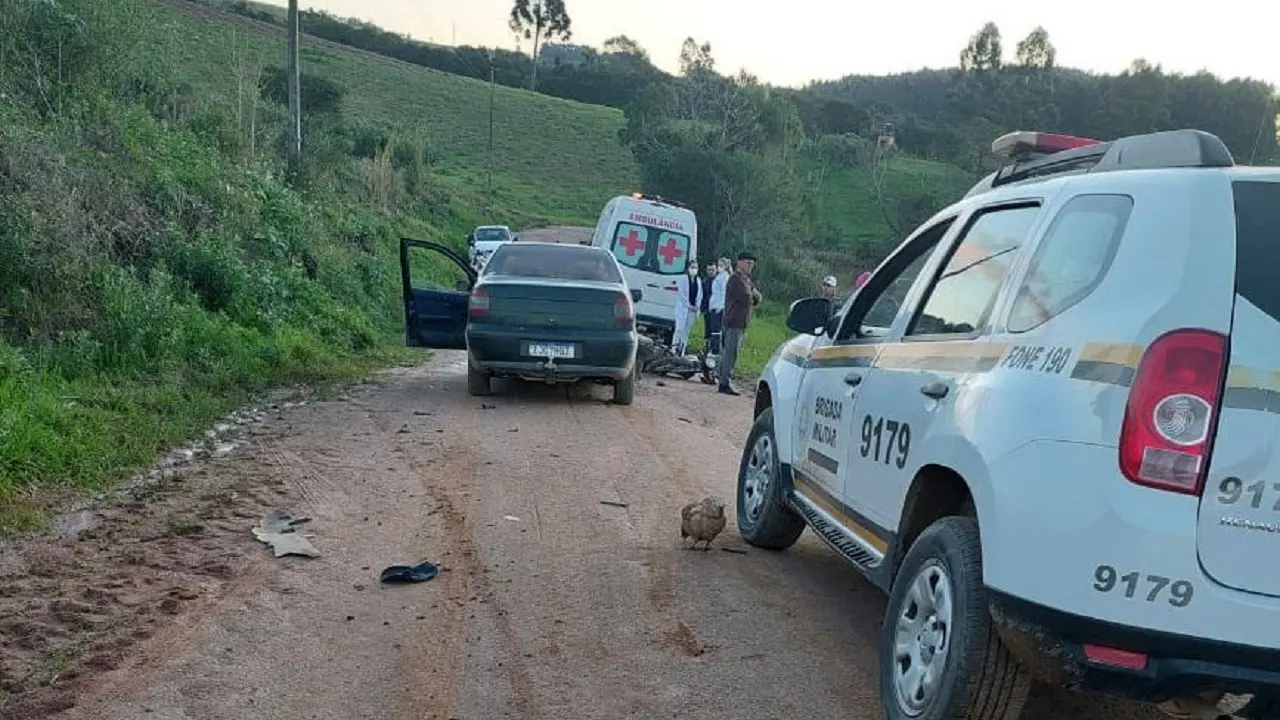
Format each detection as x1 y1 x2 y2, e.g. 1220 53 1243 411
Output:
737 128 1280 720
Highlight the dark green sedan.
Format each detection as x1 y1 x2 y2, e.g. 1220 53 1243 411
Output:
399 238 642 405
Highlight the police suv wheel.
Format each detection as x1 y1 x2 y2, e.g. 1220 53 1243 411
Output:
736 410 805 550
880 516 1029 720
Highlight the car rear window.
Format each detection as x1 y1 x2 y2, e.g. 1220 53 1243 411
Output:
484 244 622 283
1233 181 1280 321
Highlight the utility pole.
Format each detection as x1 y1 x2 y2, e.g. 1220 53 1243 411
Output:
487 51 495 209
286 0 302 182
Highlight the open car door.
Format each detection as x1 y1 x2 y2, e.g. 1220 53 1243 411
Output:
399 238 477 349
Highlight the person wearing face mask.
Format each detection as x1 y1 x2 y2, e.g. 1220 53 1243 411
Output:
672 262 703 356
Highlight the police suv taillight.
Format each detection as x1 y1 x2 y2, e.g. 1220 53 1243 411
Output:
614 293 635 329
468 287 489 319
1119 329 1227 494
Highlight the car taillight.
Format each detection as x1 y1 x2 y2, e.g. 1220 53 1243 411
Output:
614 294 634 328
469 288 489 319
1119 329 1227 494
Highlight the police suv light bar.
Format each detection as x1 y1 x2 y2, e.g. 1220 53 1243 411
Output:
966 128 1235 198
991 131 1100 159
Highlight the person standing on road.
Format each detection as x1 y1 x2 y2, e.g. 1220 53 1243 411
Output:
700 261 716 348
672 263 702 355
707 257 730 354
719 252 761 397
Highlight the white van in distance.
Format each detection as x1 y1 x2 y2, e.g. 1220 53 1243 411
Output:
589 193 698 345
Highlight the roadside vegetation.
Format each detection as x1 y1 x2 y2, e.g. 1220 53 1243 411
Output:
1 0 1275 528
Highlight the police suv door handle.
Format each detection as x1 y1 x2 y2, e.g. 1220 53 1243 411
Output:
843 372 863 387
920 381 950 399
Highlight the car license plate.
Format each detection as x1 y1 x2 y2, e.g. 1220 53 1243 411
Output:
527 341 575 359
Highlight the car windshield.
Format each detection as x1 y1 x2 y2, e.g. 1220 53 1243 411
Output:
484 244 622 283
474 228 509 242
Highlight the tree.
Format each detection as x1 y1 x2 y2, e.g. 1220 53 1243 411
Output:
1014 27 1055 70
959 22 1003 73
509 0 571 91
602 34 647 60
678 37 714 76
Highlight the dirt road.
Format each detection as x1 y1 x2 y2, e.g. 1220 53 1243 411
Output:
2 358 1164 720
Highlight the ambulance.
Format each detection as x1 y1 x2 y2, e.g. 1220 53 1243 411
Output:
589 193 698 345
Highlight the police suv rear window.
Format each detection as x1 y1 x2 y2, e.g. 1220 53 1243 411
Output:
1007 194 1132 333
1233 181 1280 322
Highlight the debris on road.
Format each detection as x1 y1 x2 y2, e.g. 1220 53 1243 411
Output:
503 515 521 522
480 403 497 410
600 500 629 509
721 547 748 555
379 560 440 584
251 509 320 558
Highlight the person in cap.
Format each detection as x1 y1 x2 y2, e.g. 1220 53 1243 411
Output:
819 275 838 300
719 252 761 396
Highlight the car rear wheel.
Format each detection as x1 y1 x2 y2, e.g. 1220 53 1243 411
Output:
736 410 805 550
880 516 1029 720
467 364 490 396
613 362 637 406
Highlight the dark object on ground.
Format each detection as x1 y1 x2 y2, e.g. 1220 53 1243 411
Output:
600 500 629 508
721 547 748 555
379 560 440 584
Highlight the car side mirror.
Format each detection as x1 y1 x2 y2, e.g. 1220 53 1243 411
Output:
456 279 471 292
630 288 643 303
467 235 475 246
786 297 832 336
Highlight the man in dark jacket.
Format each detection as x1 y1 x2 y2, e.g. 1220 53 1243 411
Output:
719 252 761 396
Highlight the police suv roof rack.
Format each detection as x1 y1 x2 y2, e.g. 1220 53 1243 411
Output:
964 129 1235 198
630 191 687 209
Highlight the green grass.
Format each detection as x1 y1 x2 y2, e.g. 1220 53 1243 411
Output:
159 1 641 225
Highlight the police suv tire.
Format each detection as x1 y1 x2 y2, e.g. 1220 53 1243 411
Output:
879 516 1030 720
467 364 490 397
736 410 805 550
613 362 637 406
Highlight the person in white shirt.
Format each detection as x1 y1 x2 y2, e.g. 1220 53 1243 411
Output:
672 264 703 355
706 257 730 354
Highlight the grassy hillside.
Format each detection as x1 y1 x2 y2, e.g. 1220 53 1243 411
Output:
0 0 645 531
161 0 640 225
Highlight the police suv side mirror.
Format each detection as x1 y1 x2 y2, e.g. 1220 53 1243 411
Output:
786 297 832 336
467 234 475 246
630 288 643 303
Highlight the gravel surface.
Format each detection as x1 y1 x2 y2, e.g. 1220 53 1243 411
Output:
0 351 1172 720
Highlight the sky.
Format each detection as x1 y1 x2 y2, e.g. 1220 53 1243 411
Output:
260 0 1280 89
